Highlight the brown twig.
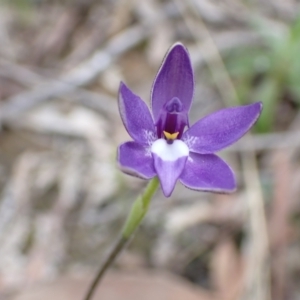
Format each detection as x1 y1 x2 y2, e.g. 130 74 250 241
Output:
173 0 239 107
241 137 271 300
0 25 149 125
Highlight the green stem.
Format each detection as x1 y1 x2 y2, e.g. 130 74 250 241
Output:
122 177 159 239
83 177 159 300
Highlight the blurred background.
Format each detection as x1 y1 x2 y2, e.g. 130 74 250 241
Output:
0 0 300 299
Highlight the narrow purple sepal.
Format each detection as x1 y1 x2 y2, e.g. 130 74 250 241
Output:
179 153 236 192
152 154 187 197
183 102 262 154
117 142 156 179
151 43 194 123
119 82 157 145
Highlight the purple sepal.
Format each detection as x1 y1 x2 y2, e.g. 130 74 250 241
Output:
152 154 187 197
183 102 262 154
151 43 194 123
179 153 236 192
117 142 156 179
119 82 157 145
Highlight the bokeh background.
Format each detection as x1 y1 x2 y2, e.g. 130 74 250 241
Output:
0 0 300 299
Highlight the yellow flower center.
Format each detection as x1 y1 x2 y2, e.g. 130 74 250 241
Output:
163 131 179 140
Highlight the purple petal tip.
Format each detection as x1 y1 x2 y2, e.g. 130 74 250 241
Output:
151 42 194 122
183 101 263 154
118 82 156 145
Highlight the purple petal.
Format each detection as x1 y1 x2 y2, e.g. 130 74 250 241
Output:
151 139 189 197
179 153 236 192
119 82 156 145
151 43 194 123
183 102 262 154
117 141 156 179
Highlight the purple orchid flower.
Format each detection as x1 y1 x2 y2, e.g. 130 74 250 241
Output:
117 42 262 197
